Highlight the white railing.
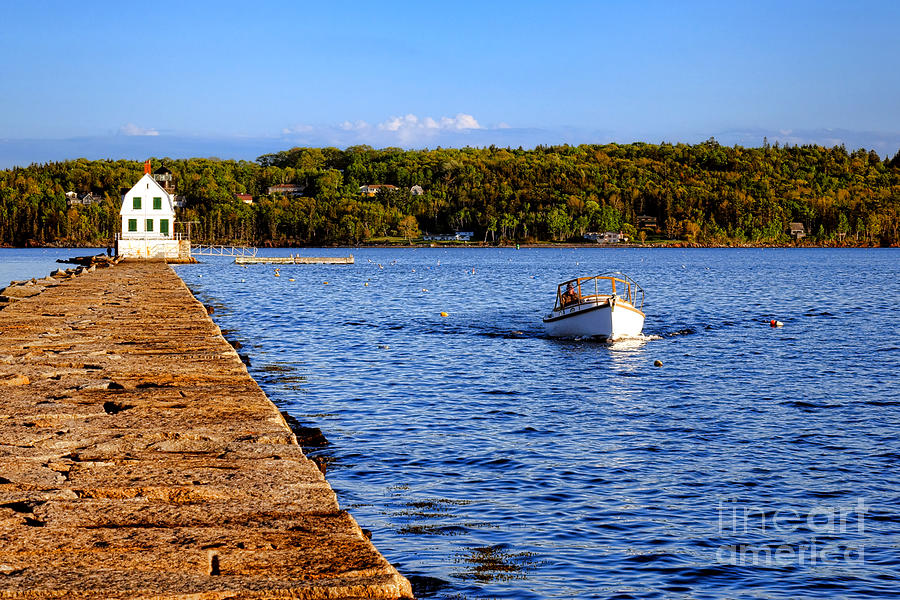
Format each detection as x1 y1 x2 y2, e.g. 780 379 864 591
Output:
191 244 259 257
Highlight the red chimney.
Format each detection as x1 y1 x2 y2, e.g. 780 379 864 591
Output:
144 160 151 174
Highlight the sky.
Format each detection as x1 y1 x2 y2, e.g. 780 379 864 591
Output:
1 0 899 167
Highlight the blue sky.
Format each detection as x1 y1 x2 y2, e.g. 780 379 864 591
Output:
1 0 899 167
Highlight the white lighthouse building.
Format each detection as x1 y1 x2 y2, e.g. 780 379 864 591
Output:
116 161 191 260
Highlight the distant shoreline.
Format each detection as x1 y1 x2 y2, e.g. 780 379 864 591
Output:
1 241 893 250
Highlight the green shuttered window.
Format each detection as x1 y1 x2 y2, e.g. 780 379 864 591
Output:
153 197 162 210
127 219 137 232
160 219 169 235
146 219 154 232
133 197 141 210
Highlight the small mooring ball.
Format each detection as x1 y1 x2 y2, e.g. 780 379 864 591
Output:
440 311 449 317
654 359 663 367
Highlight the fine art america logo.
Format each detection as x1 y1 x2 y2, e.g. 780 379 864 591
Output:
716 497 867 566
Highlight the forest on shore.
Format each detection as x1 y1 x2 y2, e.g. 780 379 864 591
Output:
1 140 898 247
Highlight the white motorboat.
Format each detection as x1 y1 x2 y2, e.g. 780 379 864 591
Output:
543 273 645 340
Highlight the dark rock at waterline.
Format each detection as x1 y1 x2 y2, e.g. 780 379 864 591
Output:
280 412 330 447
57 254 116 267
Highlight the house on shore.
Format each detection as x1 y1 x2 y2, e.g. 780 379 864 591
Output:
236 193 254 205
359 184 398 197
788 222 806 240
584 231 630 244
116 160 190 260
423 231 474 242
65 191 102 207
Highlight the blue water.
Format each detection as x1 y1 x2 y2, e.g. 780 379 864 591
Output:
174 247 900 599
5 247 899 598
0 248 104 285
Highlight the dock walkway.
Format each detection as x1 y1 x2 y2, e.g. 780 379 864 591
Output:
234 255 354 265
0 261 411 599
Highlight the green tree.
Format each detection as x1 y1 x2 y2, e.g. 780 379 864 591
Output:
546 206 571 241
398 215 419 243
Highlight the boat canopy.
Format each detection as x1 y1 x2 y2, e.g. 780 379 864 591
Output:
553 273 644 311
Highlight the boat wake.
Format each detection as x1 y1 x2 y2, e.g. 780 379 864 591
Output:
605 335 657 350
558 332 658 346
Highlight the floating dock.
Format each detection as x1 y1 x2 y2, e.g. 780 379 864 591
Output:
235 254 354 265
0 261 410 598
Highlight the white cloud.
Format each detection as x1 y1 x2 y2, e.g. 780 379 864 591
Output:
441 114 481 130
119 123 159 136
378 114 416 132
378 113 480 133
277 113 485 146
372 113 481 142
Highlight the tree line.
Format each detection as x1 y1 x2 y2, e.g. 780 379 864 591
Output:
1 140 898 247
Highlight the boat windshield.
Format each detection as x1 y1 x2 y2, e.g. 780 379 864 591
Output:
553 274 644 311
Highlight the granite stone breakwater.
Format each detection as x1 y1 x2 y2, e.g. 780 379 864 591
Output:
0 260 412 599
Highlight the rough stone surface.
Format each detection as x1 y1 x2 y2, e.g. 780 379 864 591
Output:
0 261 412 599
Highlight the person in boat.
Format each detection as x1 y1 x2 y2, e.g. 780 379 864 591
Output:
561 282 580 307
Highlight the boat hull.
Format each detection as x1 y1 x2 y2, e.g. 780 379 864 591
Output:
543 300 644 340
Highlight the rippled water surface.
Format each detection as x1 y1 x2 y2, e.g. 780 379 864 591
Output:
172 248 900 599
10 247 897 599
